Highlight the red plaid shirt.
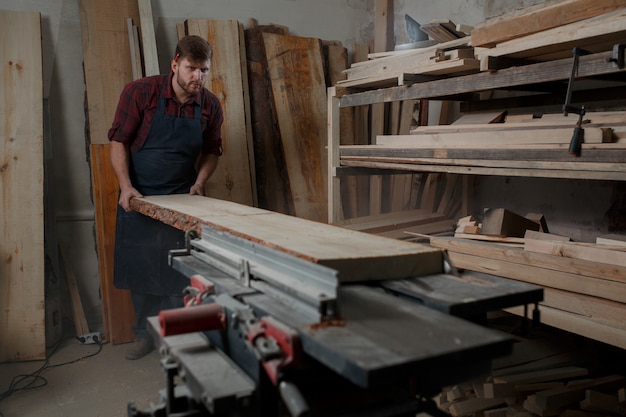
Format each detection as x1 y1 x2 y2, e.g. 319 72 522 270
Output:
108 73 223 155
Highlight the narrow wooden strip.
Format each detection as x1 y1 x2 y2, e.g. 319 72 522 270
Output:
342 156 624 173
493 366 589 385
60 246 90 337
339 160 626 181
138 0 160 76
524 239 626 268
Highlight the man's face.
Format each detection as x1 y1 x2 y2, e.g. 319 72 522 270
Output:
172 56 210 97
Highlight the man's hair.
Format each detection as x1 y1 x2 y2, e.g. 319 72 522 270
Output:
175 35 213 62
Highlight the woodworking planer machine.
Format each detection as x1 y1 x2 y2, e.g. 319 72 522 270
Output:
128 224 543 417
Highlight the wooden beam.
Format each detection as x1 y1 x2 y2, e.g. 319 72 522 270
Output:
476 8 626 65
471 0 626 47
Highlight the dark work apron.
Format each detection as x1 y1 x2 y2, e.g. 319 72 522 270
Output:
114 81 203 295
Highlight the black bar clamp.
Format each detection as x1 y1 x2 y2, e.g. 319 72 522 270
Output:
563 47 591 156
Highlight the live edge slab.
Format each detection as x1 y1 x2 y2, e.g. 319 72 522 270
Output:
130 195 443 283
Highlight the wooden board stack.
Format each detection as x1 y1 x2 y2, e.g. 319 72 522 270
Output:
428 230 626 350
435 334 626 417
340 110 626 182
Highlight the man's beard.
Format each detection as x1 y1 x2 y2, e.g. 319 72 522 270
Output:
177 74 201 96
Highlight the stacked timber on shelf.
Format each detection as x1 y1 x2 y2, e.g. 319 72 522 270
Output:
428 227 626 350
328 1 626 225
343 110 626 181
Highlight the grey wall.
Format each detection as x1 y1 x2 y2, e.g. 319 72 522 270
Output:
3 0 614 334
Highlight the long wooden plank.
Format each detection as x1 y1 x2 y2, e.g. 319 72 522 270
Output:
378 127 611 147
90 144 135 344
78 0 139 145
262 32 328 222
339 160 626 181
185 19 256 206
342 155 625 173
137 0 159 76
342 38 471 81
524 239 626 267
541 287 626 331
471 0 626 47
476 8 626 64
506 304 626 350
0 10 45 361
443 251 626 304
341 146 626 163
429 237 626 284
130 194 443 282
245 25 293 215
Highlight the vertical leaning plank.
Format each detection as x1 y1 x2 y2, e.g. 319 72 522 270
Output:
325 43 358 219
370 0 394 216
245 25 293 215
90 144 135 344
0 10 45 361
328 87 341 224
127 18 142 80
263 32 328 223
137 0 160 76
79 0 140 344
352 43 371 217
186 19 256 206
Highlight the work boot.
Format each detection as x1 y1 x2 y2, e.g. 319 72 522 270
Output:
125 338 155 360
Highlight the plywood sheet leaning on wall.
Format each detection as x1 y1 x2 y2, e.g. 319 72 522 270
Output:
185 19 256 207
262 32 328 223
0 10 45 361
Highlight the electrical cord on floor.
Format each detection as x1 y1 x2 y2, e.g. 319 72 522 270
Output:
0 336 103 415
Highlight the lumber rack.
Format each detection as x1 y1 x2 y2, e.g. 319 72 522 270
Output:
327 48 626 224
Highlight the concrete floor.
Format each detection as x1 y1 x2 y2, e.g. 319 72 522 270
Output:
0 338 164 417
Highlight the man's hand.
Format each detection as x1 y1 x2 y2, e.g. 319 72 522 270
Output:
119 186 143 212
189 183 205 196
